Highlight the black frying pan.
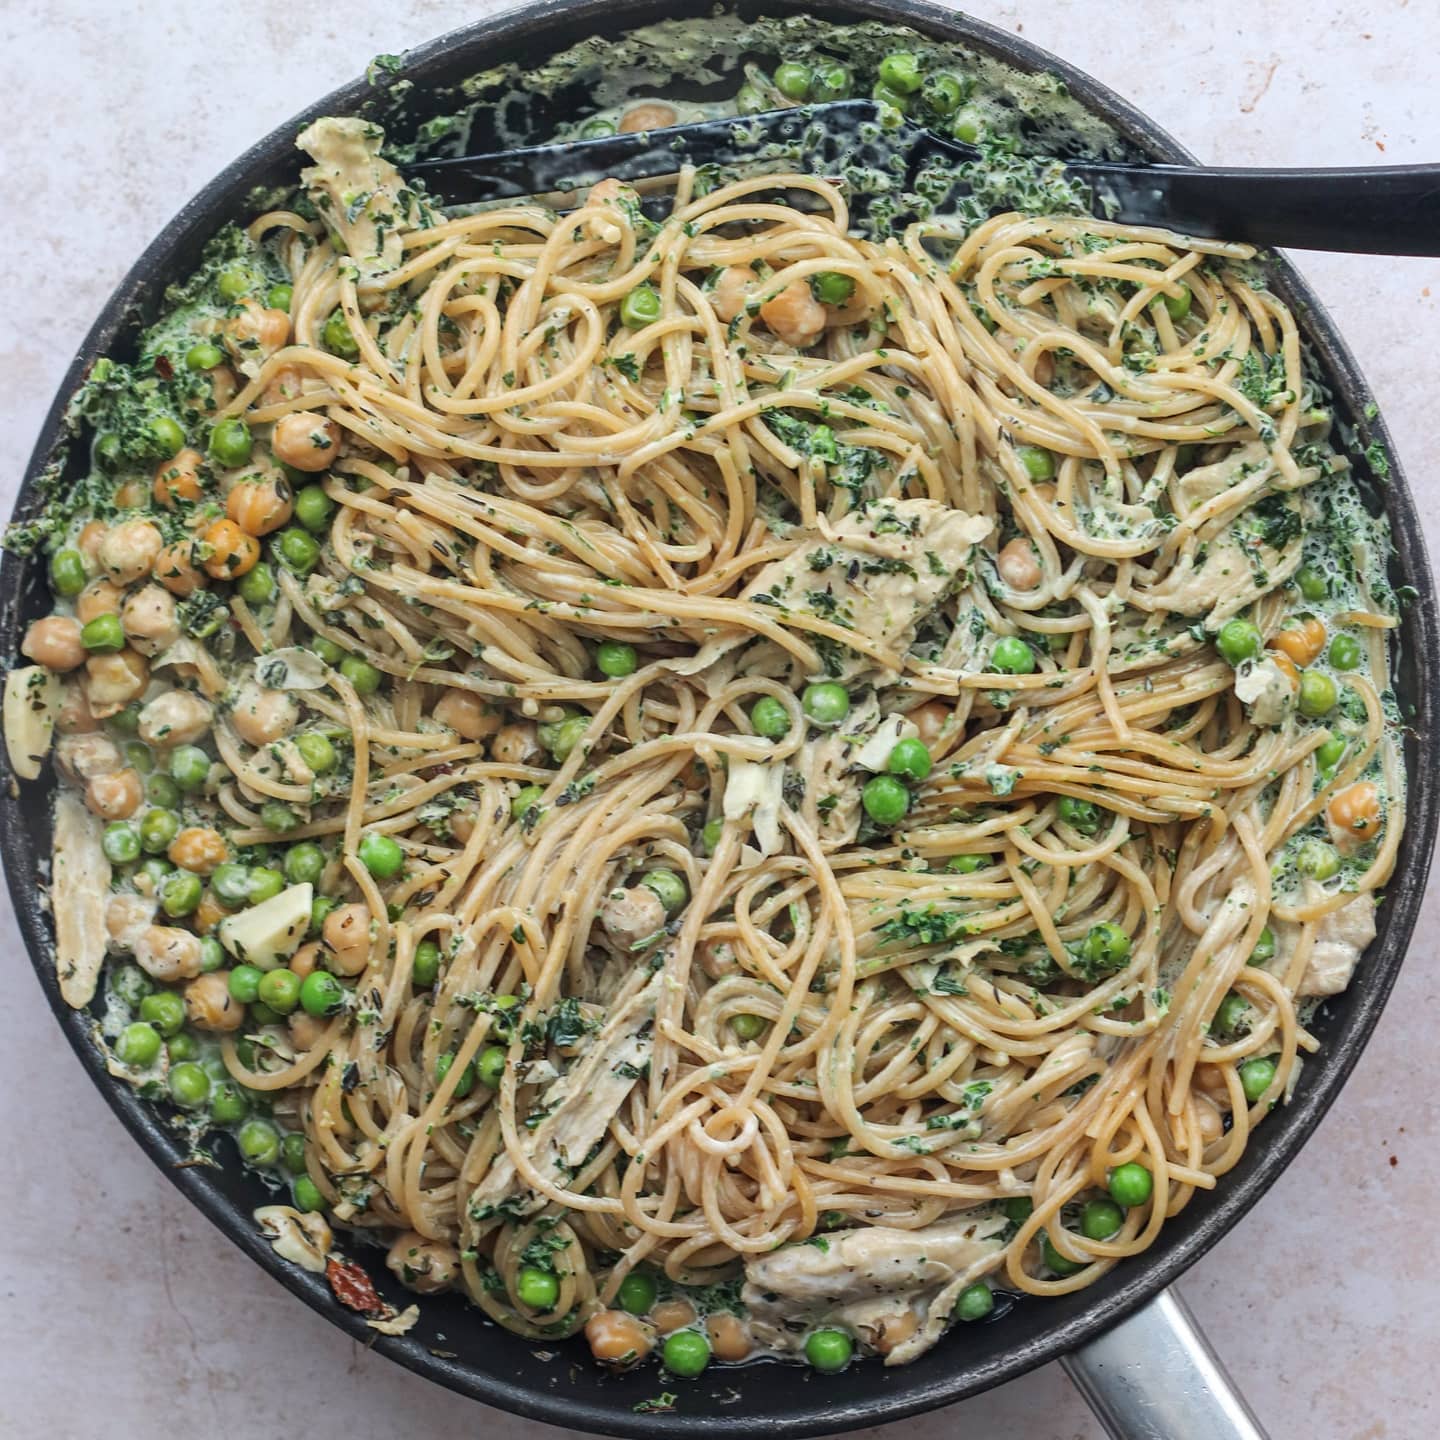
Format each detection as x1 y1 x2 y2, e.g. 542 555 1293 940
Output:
5 2 1437 1437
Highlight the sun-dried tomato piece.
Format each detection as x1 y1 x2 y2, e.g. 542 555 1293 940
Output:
326 1256 383 1314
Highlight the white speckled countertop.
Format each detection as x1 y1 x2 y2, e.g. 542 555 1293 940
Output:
2 2 1438 1436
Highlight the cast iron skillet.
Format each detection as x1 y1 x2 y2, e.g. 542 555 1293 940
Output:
5 2 1436 1436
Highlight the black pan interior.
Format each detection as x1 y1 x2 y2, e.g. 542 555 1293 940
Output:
4 1 1437 1435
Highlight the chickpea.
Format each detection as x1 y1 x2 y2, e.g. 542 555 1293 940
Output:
76 519 107 571
759 280 827 349
135 925 204 983
226 472 294 536
199 364 239 416
22 615 86 672
712 264 761 323
201 518 261 579
601 886 666 951
184 970 244 1030
490 721 540 765
120 584 180 656
323 902 372 976
707 1312 751 1362
56 731 121 782
650 1298 696 1334
56 683 100 734
114 479 148 509
588 177 636 206
1194 1098 1225 1143
152 538 205 597
271 412 341 472
105 893 156 949
1269 617 1326 668
138 690 213 748
873 1308 920 1357
231 680 300 747
450 806 479 844
86 767 144 821
435 689 501 741
153 447 204 508
1328 781 1382 842
618 101 679 133
192 891 229 933
289 941 322 980
223 297 290 365
84 649 149 718
1270 651 1301 690
288 1011 326 1050
699 939 738 979
168 826 227 874
585 1310 654 1369
997 536 1042 591
263 364 306 407
386 1231 461 1294
76 577 124 623
98 520 164 586
908 699 954 750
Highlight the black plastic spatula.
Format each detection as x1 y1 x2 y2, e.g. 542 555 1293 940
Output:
409 98 1440 254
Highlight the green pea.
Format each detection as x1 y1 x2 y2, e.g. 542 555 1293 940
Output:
1214 991 1251 1036
169 1061 211 1108
1001 1196 1033 1223
310 635 346 665
620 285 662 329
803 1327 852 1373
300 969 345 1018
167 1031 198 1062
1108 1163 1153 1208
209 417 252 468
736 83 767 115
115 1021 162 1067
238 1118 281 1165
477 1045 507 1088
309 895 337 937
150 415 186 458
210 863 250 908
275 526 320 575
580 117 617 138
296 731 338 774
266 282 293 312
217 265 256 300
358 832 404 878
1079 921 1132 971
323 309 359 358
293 1176 325 1213
510 1265 557 1310
1295 565 1328 601
616 1269 658 1315
1215 618 1263 666
701 818 724 855
139 990 186 1037
811 63 853 102
139 808 181 854
595 640 638 677
282 842 324 886
862 774 910 826
139 857 174 887
247 866 285 904
145 772 180 808
990 636 1035 674
730 1013 766 1040
951 105 985 144
877 51 923 94
773 60 813 101
954 1282 994 1322
811 271 856 306
224 963 260 1007
235 561 275 606
255 968 300 1015
750 695 792 739
294 485 335 534
1248 925 1276 966
1297 838 1340 880
339 655 382 694
161 870 203 918
872 79 911 112
1057 795 1101 835
49 547 87 598
922 71 966 116
664 1329 712 1378
121 740 153 773
946 854 986 874
1298 670 1338 717
802 681 850 726
210 1081 250 1125
412 939 441 988
169 744 211 792
1017 445 1054 481
1316 737 1346 776
1239 1056 1278 1103
80 613 124 653
1080 1198 1124 1241
280 1133 308 1175
1041 1231 1084 1276
103 822 140 864
185 341 225 372
257 801 297 835
199 937 225 973
642 867 688 916
1327 634 1362 671
544 714 590 762
511 785 545 822
886 736 932 782
1162 283 1192 322
94 432 123 471
435 1051 475 1098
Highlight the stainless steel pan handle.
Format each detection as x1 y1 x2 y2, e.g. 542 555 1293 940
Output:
1061 1286 1269 1440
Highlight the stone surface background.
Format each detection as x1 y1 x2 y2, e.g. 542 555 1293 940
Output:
1 3 1437 1436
